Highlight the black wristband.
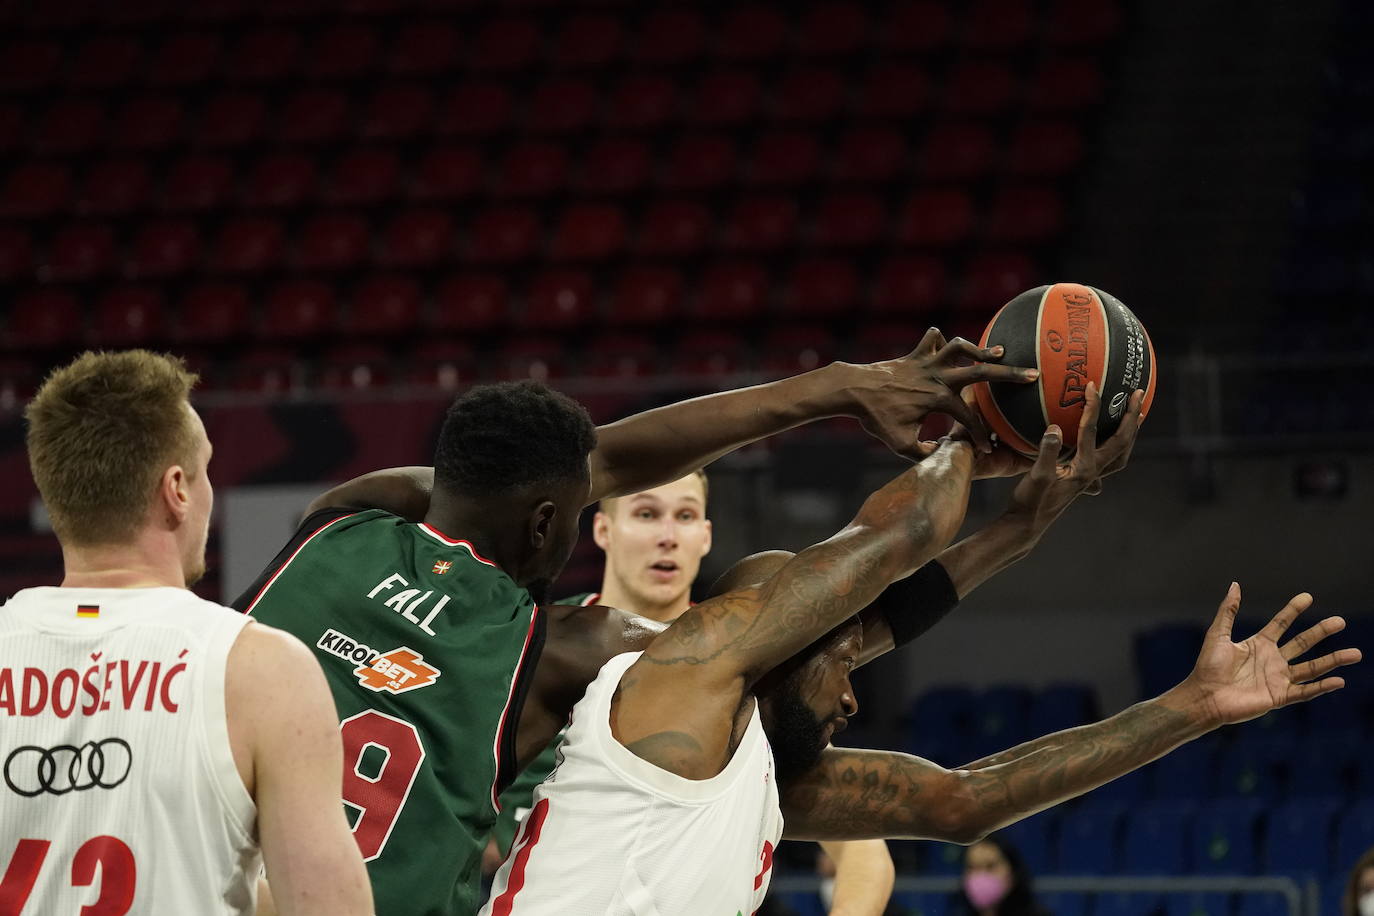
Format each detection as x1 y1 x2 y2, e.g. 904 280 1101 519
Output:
877 561 960 649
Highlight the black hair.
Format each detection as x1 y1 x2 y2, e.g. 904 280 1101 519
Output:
434 381 597 494
958 834 1046 916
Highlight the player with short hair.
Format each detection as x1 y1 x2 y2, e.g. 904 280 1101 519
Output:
3 350 372 916
481 389 1360 915
238 332 1038 915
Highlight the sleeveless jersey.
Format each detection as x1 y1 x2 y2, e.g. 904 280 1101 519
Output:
489 591 598 857
482 652 782 916
0 586 258 915
236 509 543 916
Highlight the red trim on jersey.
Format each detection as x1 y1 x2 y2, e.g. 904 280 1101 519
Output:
489 797 550 916
579 593 600 606
490 602 541 812
244 513 357 616
415 524 498 567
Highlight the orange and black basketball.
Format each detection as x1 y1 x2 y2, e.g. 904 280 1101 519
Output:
973 283 1158 456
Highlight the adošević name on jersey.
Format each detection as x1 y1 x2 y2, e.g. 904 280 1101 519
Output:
316 628 441 696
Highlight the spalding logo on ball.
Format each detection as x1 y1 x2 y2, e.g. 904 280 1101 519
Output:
973 283 1157 456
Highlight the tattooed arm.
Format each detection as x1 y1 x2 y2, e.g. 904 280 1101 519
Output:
782 585 1360 842
609 439 976 780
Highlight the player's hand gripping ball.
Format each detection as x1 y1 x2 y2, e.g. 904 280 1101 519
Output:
972 283 1157 456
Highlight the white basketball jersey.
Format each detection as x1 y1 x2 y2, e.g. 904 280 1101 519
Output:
0 586 260 915
483 651 783 916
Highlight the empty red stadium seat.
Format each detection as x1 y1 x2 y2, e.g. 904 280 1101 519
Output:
603 75 677 130
67 36 142 88
797 3 870 56
408 339 479 392
584 333 658 379
127 219 200 278
553 14 623 68
551 204 627 261
378 209 454 267
1027 58 1106 111
325 149 400 205
304 25 378 80
317 344 392 391
784 258 859 317
33 99 105 154
985 186 1066 242
856 63 930 118
262 280 335 339
761 326 835 374
854 322 930 362
467 206 541 263
578 138 652 194
608 267 684 326
880 3 953 52
662 135 737 190
1047 0 1121 45
747 131 822 186
527 79 599 133
1006 121 1086 176
671 330 750 376
95 286 164 346
210 217 285 274
526 269 597 328
2 40 62 92
960 252 1038 310
345 276 422 336
1 163 72 218
433 274 508 332
716 6 786 61
872 255 947 315
241 154 315 209
494 141 569 197
832 127 908 183
412 146 485 200
638 200 714 256
0 227 32 281
147 33 220 85
7 289 83 348
697 261 769 321
685 70 762 126
722 195 798 251
225 347 299 393
438 83 513 136
175 284 252 343
278 89 349 144
228 28 300 84
111 96 182 150
965 0 1035 50
195 92 266 148
771 67 846 121
44 223 116 281
470 19 542 72
811 192 887 248
387 23 459 74
296 213 371 271
633 9 705 63
360 85 433 141
943 60 1017 114
80 159 150 216
495 338 569 382
896 188 976 246
920 122 996 180
164 155 235 211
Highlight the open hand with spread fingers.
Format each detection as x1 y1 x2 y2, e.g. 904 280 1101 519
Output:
1177 583 1363 728
846 327 1039 459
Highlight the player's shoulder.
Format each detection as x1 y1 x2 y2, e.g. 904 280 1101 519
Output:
227 621 326 695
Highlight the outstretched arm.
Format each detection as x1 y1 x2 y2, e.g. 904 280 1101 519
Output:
821 840 894 916
781 586 1360 842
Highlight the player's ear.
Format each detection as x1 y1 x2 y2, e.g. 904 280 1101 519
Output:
700 518 713 557
592 510 611 550
529 500 557 549
158 463 191 527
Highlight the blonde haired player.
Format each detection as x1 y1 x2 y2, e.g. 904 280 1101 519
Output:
491 471 894 915
1 351 371 916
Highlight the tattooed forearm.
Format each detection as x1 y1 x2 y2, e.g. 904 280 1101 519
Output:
783 696 1207 843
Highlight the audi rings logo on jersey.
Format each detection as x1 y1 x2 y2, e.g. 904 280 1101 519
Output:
4 738 133 797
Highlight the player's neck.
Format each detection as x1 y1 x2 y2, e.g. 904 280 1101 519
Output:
598 578 690 623
423 502 519 579
60 533 187 590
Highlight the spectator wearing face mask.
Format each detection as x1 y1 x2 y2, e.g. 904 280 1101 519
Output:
1344 848 1374 916
959 835 1049 916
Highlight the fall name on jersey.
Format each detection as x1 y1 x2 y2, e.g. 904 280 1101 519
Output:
0 653 188 718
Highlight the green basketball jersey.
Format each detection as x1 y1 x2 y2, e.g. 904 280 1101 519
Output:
488 591 596 857
234 509 544 916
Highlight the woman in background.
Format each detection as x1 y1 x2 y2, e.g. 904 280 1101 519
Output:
1344 848 1374 916
959 835 1049 916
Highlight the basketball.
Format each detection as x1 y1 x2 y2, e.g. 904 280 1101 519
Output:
973 282 1158 456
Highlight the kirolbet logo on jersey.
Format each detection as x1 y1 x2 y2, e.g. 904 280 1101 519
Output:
317 629 441 695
